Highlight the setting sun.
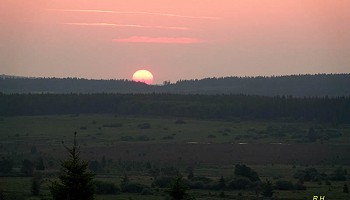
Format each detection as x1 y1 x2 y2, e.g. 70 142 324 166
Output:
132 69 154 85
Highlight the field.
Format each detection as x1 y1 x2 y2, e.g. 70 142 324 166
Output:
0 114 349 199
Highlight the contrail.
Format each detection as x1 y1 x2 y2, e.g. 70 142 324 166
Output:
49 9 221 20
61 22 190 30
112 36 204 44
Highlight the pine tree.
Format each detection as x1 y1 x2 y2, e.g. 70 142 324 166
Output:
31 175 41 196
218 176 226 189
49 132 95 200
167 175 189 200
343 183 349 193
261 180 274 198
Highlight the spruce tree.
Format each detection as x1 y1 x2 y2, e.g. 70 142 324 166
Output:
343 183 349 193
167 175 189 200
261 180 274 198
49 132 95 200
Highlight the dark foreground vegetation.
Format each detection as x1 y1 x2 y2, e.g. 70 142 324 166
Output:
0 114 349 199
1 73 350 97
1 93 350 123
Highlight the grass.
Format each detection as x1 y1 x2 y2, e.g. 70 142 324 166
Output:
1 114 349 146
0 114 349 199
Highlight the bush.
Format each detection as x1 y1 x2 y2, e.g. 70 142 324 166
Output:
120 136 134 141
162 135 174 140
161 166 179 176
95 181 120 194
293 168 324 182
234 164 260 182
191 176 213 184
207 134 216 138
89 160 103 173
141 188 153 195
137 123 151 129
121 183 149 193
175 119 186 124
227 177 253 190
136 135 150 141
152 176 174 188
330 167 347 181
0 157 13 174
275 180 294 190
294 182 306 190
187 181 205 189
103 123 123 128
21 159 34 176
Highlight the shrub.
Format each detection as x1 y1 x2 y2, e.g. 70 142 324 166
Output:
227 177 252 190
137 135 150 141
103 123 123 128
141 188 153 195
275 180 294 190
152 176 173 188
137 123 151 129
21 159 34 176
294 182 306 190
0 157 13 174
89 160 103 173
162 135 174 140
95 181 120 194
120 136 134 141
175 119 186 124
122 183 149 193
234 164 260 182
293 168 324 182
330 167 347 181
191 176 212 184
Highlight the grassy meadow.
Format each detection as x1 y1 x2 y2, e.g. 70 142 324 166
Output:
0 114 349 199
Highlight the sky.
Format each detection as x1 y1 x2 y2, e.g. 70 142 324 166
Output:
1 0 350 83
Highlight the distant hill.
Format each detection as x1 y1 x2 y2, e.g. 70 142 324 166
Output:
0 74 349 97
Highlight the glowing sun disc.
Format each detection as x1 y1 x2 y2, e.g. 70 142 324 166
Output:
132 69 154 84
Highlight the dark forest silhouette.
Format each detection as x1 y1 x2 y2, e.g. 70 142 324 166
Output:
1 74 350 97
0 93 349 123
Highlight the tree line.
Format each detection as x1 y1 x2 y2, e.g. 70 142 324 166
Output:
0 93 349 123
1 74 350 97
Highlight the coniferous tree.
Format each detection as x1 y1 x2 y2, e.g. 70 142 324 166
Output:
167 175 189 200
21 159 34 176
0 185 5 200
344 183 349 193
49 132 95 200
218 176 226 189
261 180 274 198
31 175 41 196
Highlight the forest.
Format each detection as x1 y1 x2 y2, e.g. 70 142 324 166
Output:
0 93 349 124
1 73 350 97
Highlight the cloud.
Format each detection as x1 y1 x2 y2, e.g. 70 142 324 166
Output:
61 22 190 30
112 36 204 44
49 9 221 20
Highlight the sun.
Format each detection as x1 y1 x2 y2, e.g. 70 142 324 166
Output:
132 69 154 85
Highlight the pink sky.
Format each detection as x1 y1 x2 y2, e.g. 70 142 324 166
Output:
1 0 349 83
